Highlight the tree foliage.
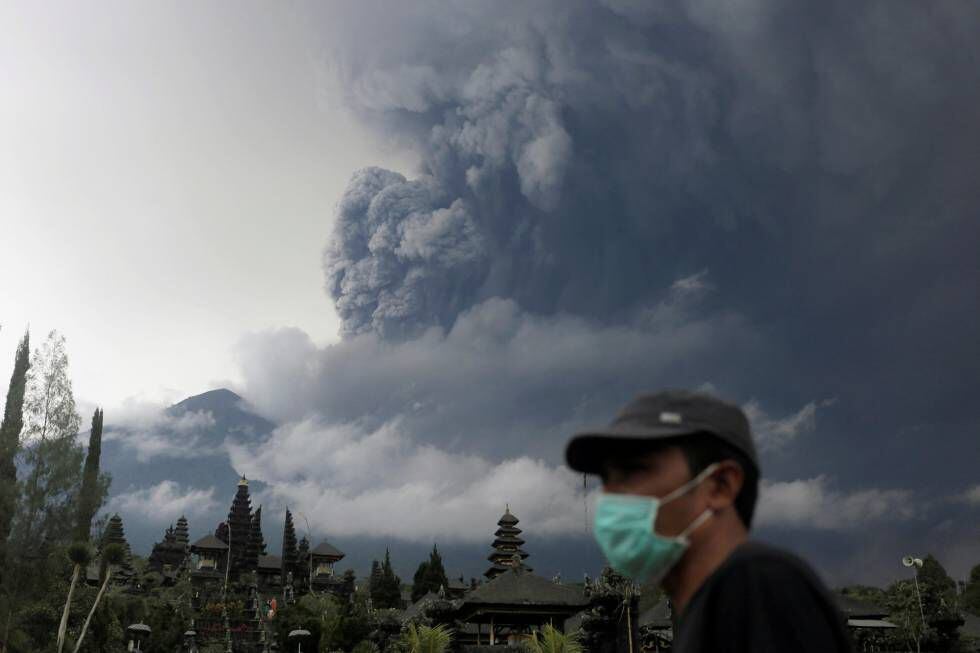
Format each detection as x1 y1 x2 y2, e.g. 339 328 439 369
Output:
962 563 980 617
411 545 449 603
2 332 101 653
0 329 29 579
524 625 583 653
371 549 404 609
73 409 105 543
402 623 453 653
274 589 374 653
12 332 84 560
879 554 965 652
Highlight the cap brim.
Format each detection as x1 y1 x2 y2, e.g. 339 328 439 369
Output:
565 423 702 474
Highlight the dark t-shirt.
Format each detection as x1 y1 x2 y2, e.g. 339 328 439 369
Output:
673 541 853 653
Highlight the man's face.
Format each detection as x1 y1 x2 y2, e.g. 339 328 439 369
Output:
600 444 705 538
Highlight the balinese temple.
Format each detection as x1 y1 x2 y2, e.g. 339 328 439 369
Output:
227 475 254 576
174 515 189 548
446 576 471 599
448 507 586 646
296 535 311 586
457 565 589 646
86 513 136 587
309 540 347 592
281 508 299 581
147 519 191 582
485 506 532 579
244 504 266 572
88 479 691 652
189 533 228 582
257 553 283 591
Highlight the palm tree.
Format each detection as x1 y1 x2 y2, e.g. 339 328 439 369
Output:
403 623 453 653
72 543 125 653
523 625 583 653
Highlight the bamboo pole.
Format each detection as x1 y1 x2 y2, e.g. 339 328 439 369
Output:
72 569 112 653
56 564 81 653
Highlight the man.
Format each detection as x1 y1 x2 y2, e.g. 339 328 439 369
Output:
565 390 852 653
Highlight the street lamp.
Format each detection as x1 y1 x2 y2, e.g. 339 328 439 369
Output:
126 623 151 651
288 628 311 653
902 555 926 653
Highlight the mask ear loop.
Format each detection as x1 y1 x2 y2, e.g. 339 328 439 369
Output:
679 508 714 539
678 463 722 538
659 462 721 505
650 462 720 539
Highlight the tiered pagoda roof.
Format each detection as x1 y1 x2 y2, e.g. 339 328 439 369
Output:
311 541 345 562
281 508 299 578
458 566 587 625
174 515 190 548
101 513 136 582
148 520 190 574
258 554 283 572
485 506 531 579
227 475 253 575
191 534 229 551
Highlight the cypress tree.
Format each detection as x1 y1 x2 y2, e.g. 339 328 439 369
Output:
376 548 404 609
73 408 103 542
411 544 449 602
0 329 29 577
426 544 449 594
369 559 383 604
411 559 431 603
59 408 105 653
962 564 980 617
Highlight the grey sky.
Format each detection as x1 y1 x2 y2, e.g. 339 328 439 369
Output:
0 1 412 408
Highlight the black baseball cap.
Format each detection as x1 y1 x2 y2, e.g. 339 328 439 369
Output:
565 389 759 474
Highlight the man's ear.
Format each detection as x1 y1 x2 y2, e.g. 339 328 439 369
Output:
706 460 744 510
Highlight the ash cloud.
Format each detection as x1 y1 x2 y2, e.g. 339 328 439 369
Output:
324 168 487 338
239 0 980 582
238 276 751 460
320 0 980 360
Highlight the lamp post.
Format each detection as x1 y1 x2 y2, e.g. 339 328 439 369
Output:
288 628 311 653
902 555 926 653
126 623 150 651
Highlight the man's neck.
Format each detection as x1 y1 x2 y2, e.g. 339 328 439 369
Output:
665 519 748 615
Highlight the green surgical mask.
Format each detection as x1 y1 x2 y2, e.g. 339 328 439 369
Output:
593 463 719 584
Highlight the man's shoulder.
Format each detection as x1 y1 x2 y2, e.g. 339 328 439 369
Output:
725 540 816 571
711 540 828 592
677 541 852 653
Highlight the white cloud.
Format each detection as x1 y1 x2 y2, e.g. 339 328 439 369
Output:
957 484 980 505
756 475 916 530
228 417 595 543
227 283 752 543
743 399 824 451
670 269 712 295
236 292 750 459
109 480 218 519
103 397 216 462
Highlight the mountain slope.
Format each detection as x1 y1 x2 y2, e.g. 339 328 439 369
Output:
99 388 276 552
